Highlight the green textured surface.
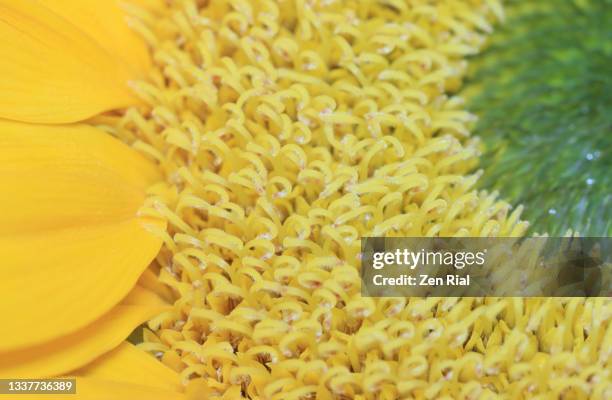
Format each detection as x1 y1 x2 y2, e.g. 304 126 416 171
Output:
466 0 611 236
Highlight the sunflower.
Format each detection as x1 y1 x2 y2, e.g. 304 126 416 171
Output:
0 0 195 398
2 0 610 399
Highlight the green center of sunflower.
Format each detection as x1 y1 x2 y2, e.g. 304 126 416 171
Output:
467 0 612 236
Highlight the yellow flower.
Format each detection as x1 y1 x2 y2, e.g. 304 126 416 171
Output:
0 1 194 398
3 0 609 399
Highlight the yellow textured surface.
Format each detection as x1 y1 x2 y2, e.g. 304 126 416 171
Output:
96 0 612 398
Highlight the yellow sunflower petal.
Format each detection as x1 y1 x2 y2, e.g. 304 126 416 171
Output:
75 342 182 392
0 121 160 233
0 0 147 123
0 287 169 378
0 121 165 352
120 0 166 13
69 378 186 400
122 284 169 307
37 0 150 75
137 268 176 303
